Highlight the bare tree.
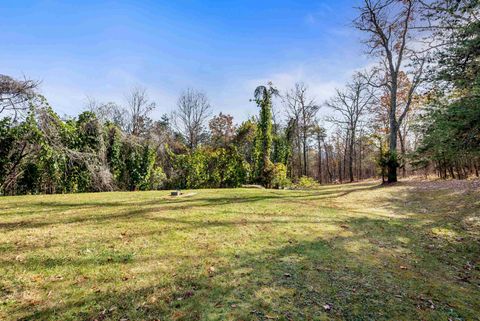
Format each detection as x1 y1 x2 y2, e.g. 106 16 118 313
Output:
284 83 320 177
172 89 212 150
86 97 127 129
354 0 427 183
312 121 327 184
326 72 376 182
0 74 39 121
125 87 155 136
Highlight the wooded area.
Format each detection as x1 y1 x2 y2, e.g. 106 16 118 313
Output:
0 0 478 195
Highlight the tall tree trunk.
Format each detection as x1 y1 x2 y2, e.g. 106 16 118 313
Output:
297 130 302 179
449 166 455 179
317 139 323 184
388 118 398 183
339 145 343 184
388 71 399 184
379 138 386 184
358 138 363 180
343 135 348 182
302 129 308 176
324 142 332 183
349 129 355 183
398 129 407 178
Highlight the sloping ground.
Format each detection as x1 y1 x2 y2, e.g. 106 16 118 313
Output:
0 180 479 320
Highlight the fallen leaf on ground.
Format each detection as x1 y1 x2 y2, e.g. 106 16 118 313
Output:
208 266 216 276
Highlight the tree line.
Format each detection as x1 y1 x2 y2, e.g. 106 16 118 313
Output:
0 0 478 195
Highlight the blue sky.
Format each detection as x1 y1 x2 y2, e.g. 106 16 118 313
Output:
1 0 370 122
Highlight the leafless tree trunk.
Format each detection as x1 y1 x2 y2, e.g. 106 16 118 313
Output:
398 129 407 178
318 141 322 183
358 136 363 180
324 142 332 183
313 123 326 184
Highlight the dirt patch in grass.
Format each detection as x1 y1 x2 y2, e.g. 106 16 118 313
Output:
403 177 480 192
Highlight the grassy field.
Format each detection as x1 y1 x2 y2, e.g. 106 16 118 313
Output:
0 180 479 320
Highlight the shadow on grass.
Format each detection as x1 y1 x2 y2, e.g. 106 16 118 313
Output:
5 182 480 320
0 183 381 232
20 220 479 320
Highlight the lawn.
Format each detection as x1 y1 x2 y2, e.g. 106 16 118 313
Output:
0 180 479 320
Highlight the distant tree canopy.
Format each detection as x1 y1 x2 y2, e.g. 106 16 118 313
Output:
1 0 479 195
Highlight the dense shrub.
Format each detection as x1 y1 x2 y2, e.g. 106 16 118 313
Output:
167 146 248 189
270 163 291 189
296 176 319 189
149 167 167 190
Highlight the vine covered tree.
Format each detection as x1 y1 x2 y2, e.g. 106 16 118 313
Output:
253 82 278 186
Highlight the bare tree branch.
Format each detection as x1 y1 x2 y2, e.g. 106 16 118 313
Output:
172 88 212 150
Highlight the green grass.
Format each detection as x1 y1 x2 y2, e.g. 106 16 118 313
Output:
0 181 479 320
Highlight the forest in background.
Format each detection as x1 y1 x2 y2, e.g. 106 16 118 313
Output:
0 0 478 195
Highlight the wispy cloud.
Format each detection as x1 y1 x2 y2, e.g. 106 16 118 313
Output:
1 0 371 127
304 3 334 26
222 58 371 124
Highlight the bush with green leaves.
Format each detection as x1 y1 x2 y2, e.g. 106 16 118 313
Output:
270 163 291 189
296 176 319 189
120 141 156 191
149 167 167 190
167 146 248 189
